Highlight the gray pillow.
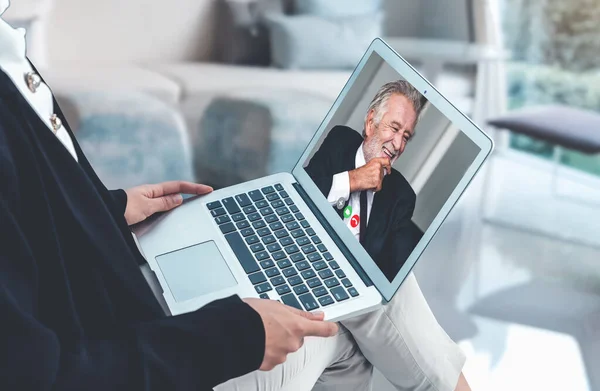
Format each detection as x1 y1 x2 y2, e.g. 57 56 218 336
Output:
294 0 382 18
263 12 383 70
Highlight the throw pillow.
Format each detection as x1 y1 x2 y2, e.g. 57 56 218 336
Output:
294 0 382 18
263 12 383 70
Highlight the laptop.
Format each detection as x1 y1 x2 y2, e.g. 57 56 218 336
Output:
134 38 494 321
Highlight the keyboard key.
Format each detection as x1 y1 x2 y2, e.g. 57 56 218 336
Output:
248 272 266 285
274 183 284 191
280 293 302 310
259 207 274 216
312 236 322 244
243 205 257 214
219 222 236 234
290 253 305 263
291 229 305 238
248 213 261 222
265 268 280 278
313 261 327 270
261 186 275 194
255 251 269 261
348 287 359 297
211 207 226 217
301 245 316 254
313 286 327 297
271 276 285 286
255 200 269 209
225 234 258 274
271 200 285 209
222 197 241 214
301 269 317 279
240 228 254 237
323 252 334 261
317 244 327 252
280 237 294 246
267 243 281 252
259 293 269 299
232 213 245 222
281 214 294 223
265 215 278 224
214 215 231 225
335 269 346 278
274 229 289 239
306 277 322 288
298 293 319 311
277 258 292 268
285 198 295 206
262 235 276 245
236 220 250 229
235 193 252 207
266 193 280 202
249 190 264 202
330 261 340 270
255 282 272 294
257 227 271 237
250 243 265 253
284 245 300 255
207 201 222 210
293 284 309 295
275 206 290 216
296 237 311 246
324 278 339 288
318 269 334 279
296 261 310 271
252 220 266 229
300 220 311 228
272 251 286 261
290 205 299 213
245 235 259 245
282 267 297 277
341 278 352 288
318 295 335 306
288 275 303 286
260 259 274 269
269 222 284 231
280 191 289 198
308 253 322 262
286 221 300 231
331 286 349 302
306 228 316 236
276 284 291 295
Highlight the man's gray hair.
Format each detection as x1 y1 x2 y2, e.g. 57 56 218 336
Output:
363 80 428 137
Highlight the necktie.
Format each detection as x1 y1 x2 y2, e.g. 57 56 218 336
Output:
359 190 368 244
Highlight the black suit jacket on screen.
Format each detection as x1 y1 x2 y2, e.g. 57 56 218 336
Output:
305 126 423 281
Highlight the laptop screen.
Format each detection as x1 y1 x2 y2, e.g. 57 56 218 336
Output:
298 47 486 287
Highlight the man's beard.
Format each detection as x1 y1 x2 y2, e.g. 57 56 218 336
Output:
363 126 398 165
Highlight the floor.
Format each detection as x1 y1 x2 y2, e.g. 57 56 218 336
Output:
374 150 600 390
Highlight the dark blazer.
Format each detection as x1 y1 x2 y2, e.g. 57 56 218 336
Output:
0 63 264 390
305 126 422 281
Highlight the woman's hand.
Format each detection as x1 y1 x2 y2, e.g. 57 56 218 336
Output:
124 181 213 225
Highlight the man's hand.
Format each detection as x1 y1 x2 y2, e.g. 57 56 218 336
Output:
349 157 391 193
243 298 339 371
124 181 213 225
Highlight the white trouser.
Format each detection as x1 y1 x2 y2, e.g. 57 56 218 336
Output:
214 273 466 391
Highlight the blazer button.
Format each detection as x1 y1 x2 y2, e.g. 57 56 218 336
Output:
50 114 62 133
25 71 42 93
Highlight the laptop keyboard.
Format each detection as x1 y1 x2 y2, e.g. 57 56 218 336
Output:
206 183 360 311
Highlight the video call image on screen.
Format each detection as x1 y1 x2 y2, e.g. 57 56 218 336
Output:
303 53 481 282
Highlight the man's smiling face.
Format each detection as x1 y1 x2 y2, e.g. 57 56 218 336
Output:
362 93 417 166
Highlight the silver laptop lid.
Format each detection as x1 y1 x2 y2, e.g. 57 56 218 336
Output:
292 38 494 302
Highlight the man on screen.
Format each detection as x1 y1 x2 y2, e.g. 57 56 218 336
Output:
306 80 427 281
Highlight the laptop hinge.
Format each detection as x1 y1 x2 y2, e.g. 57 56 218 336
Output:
293 182 373 287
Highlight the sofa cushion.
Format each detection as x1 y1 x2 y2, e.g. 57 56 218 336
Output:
40 66 182 105
148 62 350 101
294 0 382 18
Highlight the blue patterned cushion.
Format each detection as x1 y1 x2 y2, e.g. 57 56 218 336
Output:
59 91 194 189
295 0 382 18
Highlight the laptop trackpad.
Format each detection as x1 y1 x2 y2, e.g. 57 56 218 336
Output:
155 241 238 303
